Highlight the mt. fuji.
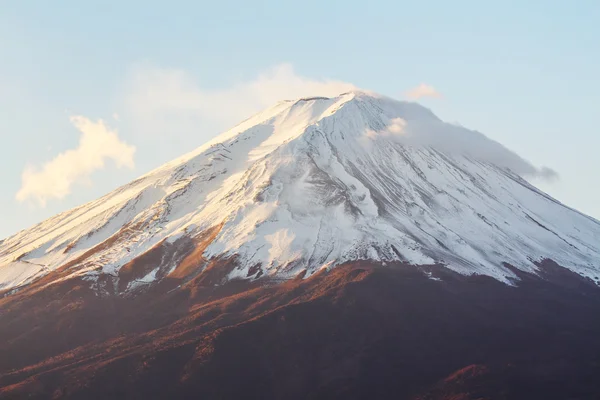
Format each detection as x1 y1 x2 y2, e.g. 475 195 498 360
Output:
2 91 599 294
3 91 600 399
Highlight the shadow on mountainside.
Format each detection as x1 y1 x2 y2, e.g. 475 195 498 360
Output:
1 260 600 399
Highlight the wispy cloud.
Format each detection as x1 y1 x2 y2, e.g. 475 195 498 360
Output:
124 63 357 133
405 83 442 100
16 116 136 206
364 117 407 142
364 116 557 180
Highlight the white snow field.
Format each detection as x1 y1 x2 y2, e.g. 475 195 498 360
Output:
1 91 599 292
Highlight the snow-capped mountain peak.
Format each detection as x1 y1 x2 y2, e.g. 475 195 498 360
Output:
2 92 599 293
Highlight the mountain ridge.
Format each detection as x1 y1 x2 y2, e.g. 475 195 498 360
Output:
1 91 599 294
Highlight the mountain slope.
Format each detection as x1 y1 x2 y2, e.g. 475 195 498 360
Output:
2 262 600 399
1 91 599 294
2 91 600 400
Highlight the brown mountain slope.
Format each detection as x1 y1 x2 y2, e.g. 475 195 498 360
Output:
1 261 600 399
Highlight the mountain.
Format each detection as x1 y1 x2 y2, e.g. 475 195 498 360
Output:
1 91 600 399
1 91 599 293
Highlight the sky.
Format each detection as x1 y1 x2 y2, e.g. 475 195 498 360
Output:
1 0 599 240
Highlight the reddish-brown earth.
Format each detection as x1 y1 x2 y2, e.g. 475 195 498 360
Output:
1 260 600 399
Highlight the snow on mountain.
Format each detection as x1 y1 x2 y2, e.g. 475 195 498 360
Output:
1 91 599 293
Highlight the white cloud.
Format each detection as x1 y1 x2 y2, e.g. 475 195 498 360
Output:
16 116 136 206
124 63 357 133
364 116 557 180
363 117 407 144
405 83 442 100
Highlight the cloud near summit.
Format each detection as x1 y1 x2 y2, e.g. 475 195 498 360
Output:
364 117 558 180
125 63 357 131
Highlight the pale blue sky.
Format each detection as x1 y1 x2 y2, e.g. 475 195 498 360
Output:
1 0 599 239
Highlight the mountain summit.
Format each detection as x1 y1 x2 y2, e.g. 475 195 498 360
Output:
3 92 600 400
1 91 599 294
